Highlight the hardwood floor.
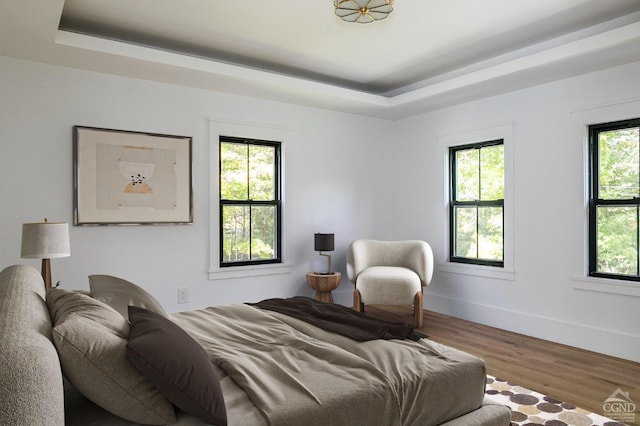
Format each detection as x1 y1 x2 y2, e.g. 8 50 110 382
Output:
365 305 640 425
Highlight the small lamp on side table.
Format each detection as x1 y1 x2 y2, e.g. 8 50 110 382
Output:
21 218 70 289
314 233 334 274
308 233 341 303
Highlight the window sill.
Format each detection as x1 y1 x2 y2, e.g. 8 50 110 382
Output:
208 262 293 280
571 275 640 298
437 262 515 281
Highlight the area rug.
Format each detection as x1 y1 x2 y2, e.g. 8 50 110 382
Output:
485 376 626 426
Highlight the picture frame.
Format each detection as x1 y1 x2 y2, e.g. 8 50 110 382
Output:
74 126 193 225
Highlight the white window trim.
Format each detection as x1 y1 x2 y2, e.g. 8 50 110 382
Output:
438 122 515 281
571 97 640 297
571 275 640 297
208 119 293 280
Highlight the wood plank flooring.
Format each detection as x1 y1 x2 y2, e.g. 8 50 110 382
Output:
365 305 640 425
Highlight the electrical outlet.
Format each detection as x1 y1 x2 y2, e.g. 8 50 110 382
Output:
178 287 189 304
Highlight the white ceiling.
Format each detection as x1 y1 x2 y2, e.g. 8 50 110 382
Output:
2 0 640 119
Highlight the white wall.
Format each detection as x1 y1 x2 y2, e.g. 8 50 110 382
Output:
387 61 640 362
0 55 390 311
1 54 639 362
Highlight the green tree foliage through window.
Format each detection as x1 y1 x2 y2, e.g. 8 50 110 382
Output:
219 137 281 267
450 140 504 266
589 119 640 281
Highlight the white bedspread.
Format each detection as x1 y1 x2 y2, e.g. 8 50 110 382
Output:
171 304 486 426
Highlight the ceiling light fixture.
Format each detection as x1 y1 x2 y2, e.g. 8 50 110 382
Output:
334 0 393 24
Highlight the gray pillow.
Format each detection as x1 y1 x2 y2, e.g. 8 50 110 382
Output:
46 288 176 424
89 274 167 320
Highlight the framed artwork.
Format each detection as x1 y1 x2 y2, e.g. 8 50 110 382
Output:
74 126 193 225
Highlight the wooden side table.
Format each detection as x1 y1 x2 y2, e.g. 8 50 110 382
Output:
306 272 341 303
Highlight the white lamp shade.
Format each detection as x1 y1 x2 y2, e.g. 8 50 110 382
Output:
21 222 70 259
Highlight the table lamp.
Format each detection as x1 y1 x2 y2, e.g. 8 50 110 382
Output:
314 233 335 274
21 218 70 289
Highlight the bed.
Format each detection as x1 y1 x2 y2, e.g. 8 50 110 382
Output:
0 264 511 425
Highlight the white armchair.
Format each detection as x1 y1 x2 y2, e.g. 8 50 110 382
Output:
347 240 434 328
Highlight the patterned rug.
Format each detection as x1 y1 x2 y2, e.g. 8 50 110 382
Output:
485 376 627 426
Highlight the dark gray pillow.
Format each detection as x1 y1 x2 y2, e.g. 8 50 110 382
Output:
126 306 227 426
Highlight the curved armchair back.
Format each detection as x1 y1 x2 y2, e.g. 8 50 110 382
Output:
347 240 434 286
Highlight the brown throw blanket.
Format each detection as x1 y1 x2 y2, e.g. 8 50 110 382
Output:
248 296 426 342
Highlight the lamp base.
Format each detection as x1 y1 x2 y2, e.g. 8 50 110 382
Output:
318 252 332 274
41 258 52 289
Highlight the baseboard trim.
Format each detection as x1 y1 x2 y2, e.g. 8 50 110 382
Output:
424 292 640 363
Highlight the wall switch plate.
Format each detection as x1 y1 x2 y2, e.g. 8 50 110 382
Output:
178 287 189 304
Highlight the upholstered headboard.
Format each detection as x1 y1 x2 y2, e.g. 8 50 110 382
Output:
0 264 65 425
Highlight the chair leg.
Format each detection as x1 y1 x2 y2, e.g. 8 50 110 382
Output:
353 289 364 312
414 291 423 328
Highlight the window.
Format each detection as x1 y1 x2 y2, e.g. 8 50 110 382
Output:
589 118 640 282
219 136 281 267
449 140 504 266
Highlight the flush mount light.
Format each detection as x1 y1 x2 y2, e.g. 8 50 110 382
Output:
334 0 394 24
